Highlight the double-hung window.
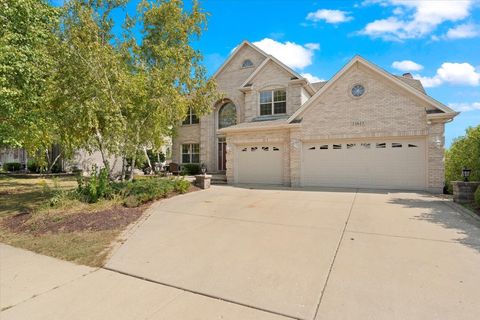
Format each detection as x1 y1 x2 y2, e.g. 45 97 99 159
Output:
260 89 286 115
181 144 199 163
182 108 199 125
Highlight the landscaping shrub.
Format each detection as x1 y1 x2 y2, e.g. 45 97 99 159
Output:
181 164 200 175
76 166 112 203
120 178 175 206
475 186 480 207
445 125 480 193
115 178 191 207
27 160 40 173
173 179 190 194
3 162 21 172
74 168 191 206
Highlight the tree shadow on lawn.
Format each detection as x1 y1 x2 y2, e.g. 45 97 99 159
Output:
388 195 480 253
0 191 46 217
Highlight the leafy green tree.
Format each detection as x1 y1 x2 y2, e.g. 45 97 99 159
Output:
119 0 219 179
445 125 480 191
50 0 129 174
0 0 59 162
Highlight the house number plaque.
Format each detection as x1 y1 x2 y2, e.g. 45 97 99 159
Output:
352 121 365 126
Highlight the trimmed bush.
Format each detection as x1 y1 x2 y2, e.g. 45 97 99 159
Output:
173 179 190 194
3 162 21 172
181 163 200 175
27 160 40 173
111 177 190 207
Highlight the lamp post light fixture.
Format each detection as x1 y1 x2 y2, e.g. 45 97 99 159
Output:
462 167 471 182
201 163 207 175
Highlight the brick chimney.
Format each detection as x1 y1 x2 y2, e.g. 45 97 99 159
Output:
402 72 413 78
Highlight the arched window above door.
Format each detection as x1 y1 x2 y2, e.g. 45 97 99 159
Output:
218 102 237 129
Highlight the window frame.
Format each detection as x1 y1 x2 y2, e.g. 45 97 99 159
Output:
218 102 237 129
259 89 287 116
182 108 199 125
241 59 254 68
181 143 200 164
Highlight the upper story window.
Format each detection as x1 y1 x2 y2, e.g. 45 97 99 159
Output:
182 108 199 125
218 102 237 129
260 89 287 115
241 59 254 68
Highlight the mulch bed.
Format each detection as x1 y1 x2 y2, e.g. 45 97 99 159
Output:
3 206 146 235
2 185 202 235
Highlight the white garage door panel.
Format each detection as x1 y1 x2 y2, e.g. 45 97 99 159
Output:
302 139 426 190
236 144 283 184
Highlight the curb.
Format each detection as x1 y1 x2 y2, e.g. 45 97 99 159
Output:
442 200 480 223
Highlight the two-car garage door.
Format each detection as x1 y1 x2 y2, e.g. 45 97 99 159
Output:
301 138 426 190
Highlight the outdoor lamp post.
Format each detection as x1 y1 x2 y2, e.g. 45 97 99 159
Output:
201 163 207 175
462 167 471 182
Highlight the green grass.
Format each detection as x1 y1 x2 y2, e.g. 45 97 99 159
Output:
0 176 77 217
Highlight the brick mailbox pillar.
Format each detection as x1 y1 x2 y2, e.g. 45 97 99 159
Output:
195 174 212 189
452 181 480 204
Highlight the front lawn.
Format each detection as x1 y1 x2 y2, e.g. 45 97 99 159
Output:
0 175 196 266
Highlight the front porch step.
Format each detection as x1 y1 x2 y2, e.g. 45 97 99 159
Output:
210 174 227 185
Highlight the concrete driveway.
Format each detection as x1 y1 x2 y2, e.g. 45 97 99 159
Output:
104 186 480 320
3 186 480 320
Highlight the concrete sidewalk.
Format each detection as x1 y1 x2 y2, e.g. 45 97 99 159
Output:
0 244 289 320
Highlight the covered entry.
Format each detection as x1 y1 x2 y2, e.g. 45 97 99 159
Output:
301 138 427 190
235 144 283 184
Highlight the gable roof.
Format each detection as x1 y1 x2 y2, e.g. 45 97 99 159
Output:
212 40 316 95
211 41 268 79
288 55 458 123
394 76 426 94
239 56 304 88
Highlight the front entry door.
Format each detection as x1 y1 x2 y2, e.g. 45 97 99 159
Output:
218 137 227 171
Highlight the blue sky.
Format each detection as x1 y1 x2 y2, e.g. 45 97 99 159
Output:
57 0 480 147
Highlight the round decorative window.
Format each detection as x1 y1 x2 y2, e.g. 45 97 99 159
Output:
351 84 365 97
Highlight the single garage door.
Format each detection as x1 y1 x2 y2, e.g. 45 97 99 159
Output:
236 144 283 184
302 139 426 190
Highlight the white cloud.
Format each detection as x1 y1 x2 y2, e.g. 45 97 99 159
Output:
306 9 353 24
445 23 480 39
253 38 320 69
301 73 325 83
448 102 480 112
392 60 424 72
361 0 474 40
414 62 480 88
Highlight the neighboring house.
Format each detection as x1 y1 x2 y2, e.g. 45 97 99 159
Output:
174 40 458 192
0 148 28 168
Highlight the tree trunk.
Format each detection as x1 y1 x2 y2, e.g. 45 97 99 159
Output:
95 128 112 178
121 156 126 181
48 152 62 173
128 129 141 181
143 147 152 174
129 152 137 181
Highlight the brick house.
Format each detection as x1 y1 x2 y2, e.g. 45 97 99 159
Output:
172 41 458 192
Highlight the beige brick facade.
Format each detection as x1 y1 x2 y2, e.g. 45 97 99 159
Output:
172 41 457 193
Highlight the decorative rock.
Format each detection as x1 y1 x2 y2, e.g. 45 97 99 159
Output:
195 174 212 189
452 181 480 204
